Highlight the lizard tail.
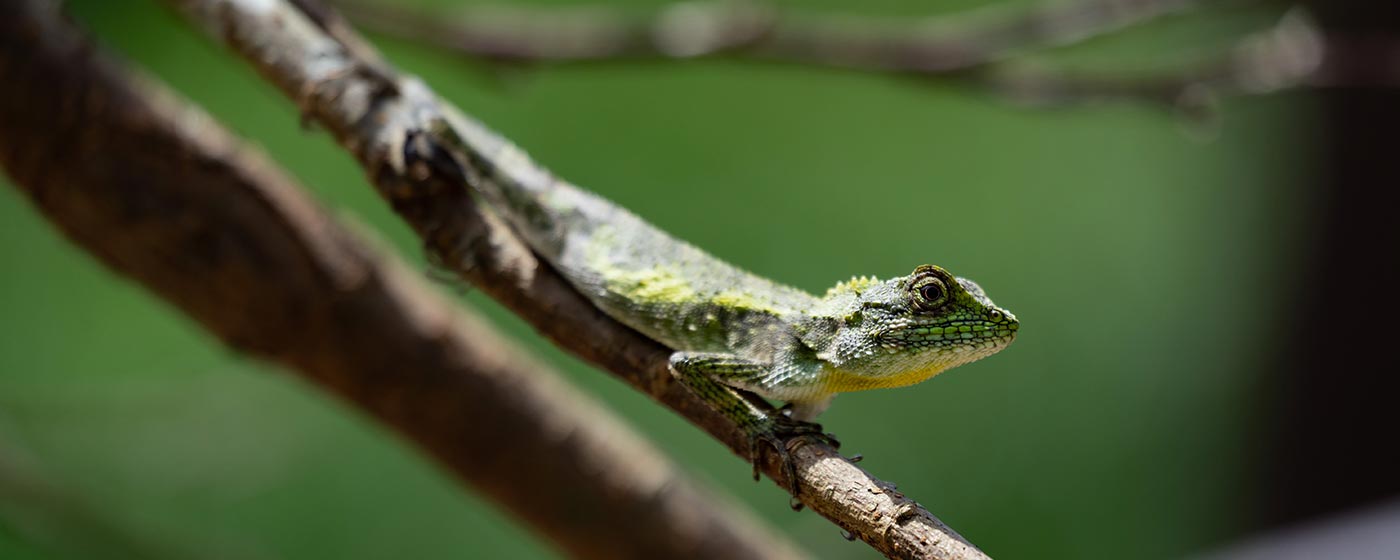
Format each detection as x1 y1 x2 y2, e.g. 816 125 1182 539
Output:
428 108 608 262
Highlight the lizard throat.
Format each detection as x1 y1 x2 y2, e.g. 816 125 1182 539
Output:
821 338 1016 393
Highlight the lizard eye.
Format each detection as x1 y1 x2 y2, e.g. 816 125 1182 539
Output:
913 278 948 310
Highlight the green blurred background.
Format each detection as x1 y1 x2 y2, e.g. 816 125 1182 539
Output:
0 1 1311 558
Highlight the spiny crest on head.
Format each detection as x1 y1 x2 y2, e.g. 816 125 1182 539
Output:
826 275 880 297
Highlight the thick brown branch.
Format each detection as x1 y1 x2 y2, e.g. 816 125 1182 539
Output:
159 0 994 557
0 2 801 558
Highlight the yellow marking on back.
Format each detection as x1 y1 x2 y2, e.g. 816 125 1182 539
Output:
710 290 782 315
583 225 697 305
602 265 697 305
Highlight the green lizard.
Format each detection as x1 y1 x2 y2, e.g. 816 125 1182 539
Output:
424 109 1018 493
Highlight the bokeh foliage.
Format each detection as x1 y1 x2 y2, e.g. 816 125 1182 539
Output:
0 0 1308 558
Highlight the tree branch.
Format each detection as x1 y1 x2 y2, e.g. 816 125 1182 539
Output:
335 0 1400 108
331 0 1226 106
160 0 994 557
0 2 801 558
334 0 1199 71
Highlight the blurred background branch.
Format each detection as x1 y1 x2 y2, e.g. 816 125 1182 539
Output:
327 0 1384 107
0 2 801 557
332 0 1197 70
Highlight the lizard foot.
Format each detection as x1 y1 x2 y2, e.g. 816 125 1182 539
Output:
747 415 840 503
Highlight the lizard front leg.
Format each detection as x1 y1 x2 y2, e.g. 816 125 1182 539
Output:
669 352 839 496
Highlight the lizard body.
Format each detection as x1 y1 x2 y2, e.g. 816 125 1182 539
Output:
427 110 1018 487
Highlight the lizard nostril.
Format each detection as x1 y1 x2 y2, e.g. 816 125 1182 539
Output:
988 309 1004 322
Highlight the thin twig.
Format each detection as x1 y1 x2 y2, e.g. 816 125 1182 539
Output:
332 0 1218 105
334 0 1395 107
982 8 1327 107
0 2 801 558
162 0 994 557
335 0 1201 70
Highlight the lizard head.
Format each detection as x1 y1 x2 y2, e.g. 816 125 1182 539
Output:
819 265 1018 388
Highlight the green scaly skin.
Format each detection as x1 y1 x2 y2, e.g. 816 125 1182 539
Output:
426 110 1019 494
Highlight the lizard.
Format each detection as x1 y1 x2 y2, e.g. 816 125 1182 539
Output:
420 107 1020 495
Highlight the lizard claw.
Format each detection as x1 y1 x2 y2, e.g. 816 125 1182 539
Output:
746 415 841 500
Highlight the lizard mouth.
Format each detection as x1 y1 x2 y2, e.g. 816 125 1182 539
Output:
876 319 1018 350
